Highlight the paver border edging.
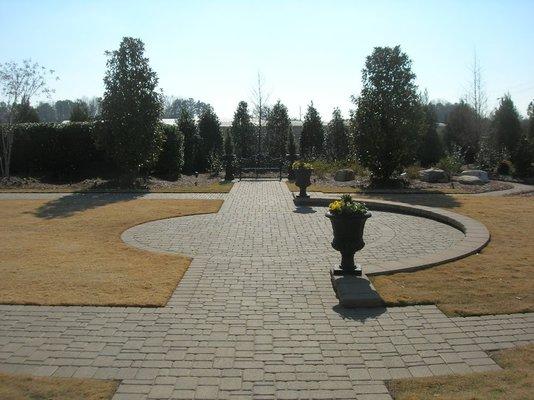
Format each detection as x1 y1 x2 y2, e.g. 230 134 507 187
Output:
294 196 491 275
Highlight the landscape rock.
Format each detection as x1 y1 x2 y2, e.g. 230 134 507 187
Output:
419 168 449 183
334 169 356 182
457 175 486 185
461 169 489 183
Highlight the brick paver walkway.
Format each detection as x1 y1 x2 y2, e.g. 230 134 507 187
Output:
1 181 533 400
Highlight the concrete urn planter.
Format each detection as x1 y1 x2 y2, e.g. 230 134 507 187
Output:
294 168 313 198
326 211 372 276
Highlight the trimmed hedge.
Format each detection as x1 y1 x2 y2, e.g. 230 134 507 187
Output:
8 122 106 179
154 124 184 179
4 122 184 180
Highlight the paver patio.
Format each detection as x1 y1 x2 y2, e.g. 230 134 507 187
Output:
0 181 533 400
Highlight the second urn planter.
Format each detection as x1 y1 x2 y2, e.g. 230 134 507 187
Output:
326 195 371 276
292 161 313 198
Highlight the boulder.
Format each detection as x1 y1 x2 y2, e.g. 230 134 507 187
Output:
457 175 486 185
419 168 449 183
461 169 489 183
334 169 355 182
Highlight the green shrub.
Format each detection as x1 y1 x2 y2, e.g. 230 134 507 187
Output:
497 160 513 176
308 159 367 179
7 122 106 179
437 153 462 176
154 124 184 180
512 136 533 178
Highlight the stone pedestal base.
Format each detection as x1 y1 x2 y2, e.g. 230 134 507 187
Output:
331 263 362 276
330 269 384 308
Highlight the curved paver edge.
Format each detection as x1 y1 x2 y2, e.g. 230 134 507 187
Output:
295 196 490 276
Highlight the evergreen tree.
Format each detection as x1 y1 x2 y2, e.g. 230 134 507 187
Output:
54 100 75 121
100 37 163 179
300 102 324 158
197 106 223 171
512 134 533 177
418 104 444 166
36 102 57 122
230 101 254 159
265 101 290 158
444 101 479 163
287 129 297 179
492 94 522 155
177 108 199 173
326 108 349 160
13 100 39 123
223 131 235 181
354 46 425 181
69 100 90 122
528 100 534 141
154 125 184 180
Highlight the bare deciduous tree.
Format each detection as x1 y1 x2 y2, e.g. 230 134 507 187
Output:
250 72 270 156
465 51 488 140
0 59 57 178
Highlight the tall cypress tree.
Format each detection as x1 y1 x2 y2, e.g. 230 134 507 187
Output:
444 101 479 163
177 108 198 173
198 106 223 171
300 102 324 158
100 37 163 178
354 46 424 181
528 100 534 141
326 108 349 160
230 101 254 159
492 94 522 154
265 101 290 158
418 104 444 166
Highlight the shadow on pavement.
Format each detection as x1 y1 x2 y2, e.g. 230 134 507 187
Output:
332 304 387 321
293 206 317 214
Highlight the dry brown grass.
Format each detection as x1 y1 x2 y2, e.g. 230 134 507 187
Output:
370 196 534 316
0 197 222 306
387 344 534 400
0 373 118 400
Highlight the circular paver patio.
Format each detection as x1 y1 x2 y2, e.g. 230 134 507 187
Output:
123 207 464 271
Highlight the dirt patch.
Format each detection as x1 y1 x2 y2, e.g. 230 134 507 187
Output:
0 198 222 306
387 345 534 400
370 196 534 316
0 373 118 400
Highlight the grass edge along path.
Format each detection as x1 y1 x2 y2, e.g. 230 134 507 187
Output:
0 198 223 306
386 344 534 400
0 373 118 400
370 195 534 316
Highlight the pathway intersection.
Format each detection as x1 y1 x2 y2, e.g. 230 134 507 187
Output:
0 181 532 400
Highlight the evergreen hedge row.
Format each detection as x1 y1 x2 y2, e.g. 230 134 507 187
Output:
4 122 184 179
9 122 104 179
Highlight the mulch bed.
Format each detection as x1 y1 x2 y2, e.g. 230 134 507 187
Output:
0 174 227 192
309 175 513 194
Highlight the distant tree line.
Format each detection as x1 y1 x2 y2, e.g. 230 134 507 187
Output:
0 98 101 123
2 39 533 182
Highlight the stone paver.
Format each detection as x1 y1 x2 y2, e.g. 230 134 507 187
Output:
0 181 533 400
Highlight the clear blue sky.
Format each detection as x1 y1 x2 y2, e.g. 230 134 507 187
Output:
1 0 533 119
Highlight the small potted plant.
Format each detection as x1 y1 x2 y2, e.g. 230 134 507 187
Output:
326 194 371 276
292 160 313 198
